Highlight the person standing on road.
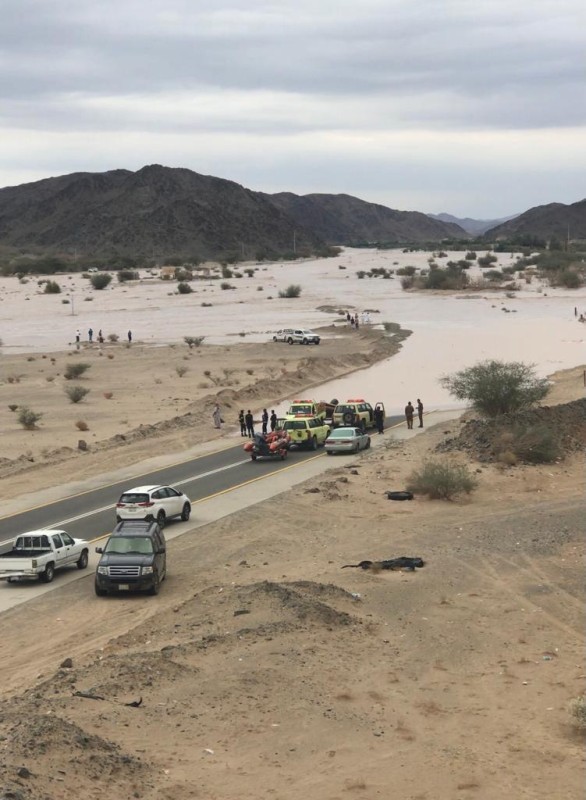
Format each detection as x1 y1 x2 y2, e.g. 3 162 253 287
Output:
212 403 222 430
245 410 254 438
127 330 132 344
374 405 384 434
405 401 414 430
239 410 247 437
75 329 81 344
261 408 269 435
270 410 277 432
417 398 424 428
88 328 93 343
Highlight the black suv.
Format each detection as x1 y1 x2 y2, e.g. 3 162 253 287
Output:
94 520 166 596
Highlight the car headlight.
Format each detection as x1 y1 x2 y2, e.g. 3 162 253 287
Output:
141 566 154 574
97 566 109 575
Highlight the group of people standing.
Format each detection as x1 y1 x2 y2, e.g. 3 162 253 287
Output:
346 311 371 328
237 408 277 437
404 399 424 430
75 329 132 345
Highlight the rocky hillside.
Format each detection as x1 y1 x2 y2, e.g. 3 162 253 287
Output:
428 212 518 236
437 399 586 463
484 199 586 241
267 192 467 243
0 166 466 258
0 165 321 259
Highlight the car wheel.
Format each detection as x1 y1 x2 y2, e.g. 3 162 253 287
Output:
288 338 294 345
39 563 55 583
353 444 359 454
359 419 366 433
148 573 160 596
302 338 308 345
94 582 108 597
310 436 318 450
116 515 121 523
156 510 166 529
251 453 257 460
273 336 277 342
181 502 191 522
326 451 333 455
365 437 371 449
76 550 89 570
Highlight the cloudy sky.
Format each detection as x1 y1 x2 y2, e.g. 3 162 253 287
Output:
1 0 584 217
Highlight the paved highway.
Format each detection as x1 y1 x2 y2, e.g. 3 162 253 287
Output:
0 416 403 547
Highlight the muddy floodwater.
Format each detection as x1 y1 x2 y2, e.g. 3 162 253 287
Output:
1 247 584 415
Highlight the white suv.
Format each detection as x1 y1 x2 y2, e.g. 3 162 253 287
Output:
115 485 191 527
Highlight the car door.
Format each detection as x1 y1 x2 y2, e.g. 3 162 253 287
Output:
166 487 184 517
50 534 69 568
60 532 79 564
157 488 177 518
153 530 166 578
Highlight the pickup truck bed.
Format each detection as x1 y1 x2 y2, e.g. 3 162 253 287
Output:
0 549 52 559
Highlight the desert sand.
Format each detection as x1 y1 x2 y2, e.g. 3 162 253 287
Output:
0 252 584 799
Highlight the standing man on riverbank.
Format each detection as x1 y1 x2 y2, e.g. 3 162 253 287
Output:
405 401 414 430
245 410 254 438
417 398 424 428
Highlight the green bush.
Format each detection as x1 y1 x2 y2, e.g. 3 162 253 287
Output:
44 280 61 294
278 284 302 298
550 269 583 289
184 336 205 348
406 460 478 500
117 269 139 282
477 254 498 268
64 362 91 380
440 360 549 417
220 282 234 290
90 273 112 290
509 424 561 464
177 282 193 294
18 406 43 429
65 385 90 403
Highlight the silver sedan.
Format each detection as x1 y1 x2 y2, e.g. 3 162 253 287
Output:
325 427 371 455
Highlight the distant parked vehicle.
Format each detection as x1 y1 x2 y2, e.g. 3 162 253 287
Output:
272 329 320 345
116 485 191 528
0 530 89 584
325 427 371 455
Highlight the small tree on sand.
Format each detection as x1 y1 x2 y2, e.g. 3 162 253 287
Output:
440 360 549 418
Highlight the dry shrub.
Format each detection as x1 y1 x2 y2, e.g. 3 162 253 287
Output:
497 450 518 466
64 362 90 380
107 354 114 360
8 404 18 412
569 695 586 731
7 375 20 384
18 406 42 429
65 385 90 404
406 460 478 500
75 420 89 431
197 382 210 389
176 366 188 377
103 391 113 399
510 423 561 463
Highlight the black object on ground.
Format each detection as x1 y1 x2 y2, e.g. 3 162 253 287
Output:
342 556 425 571
386 491 414 501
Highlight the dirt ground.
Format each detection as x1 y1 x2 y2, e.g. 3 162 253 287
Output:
0 324 405 497
0 366 584 800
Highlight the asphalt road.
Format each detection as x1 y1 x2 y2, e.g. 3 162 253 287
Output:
0 416 403 549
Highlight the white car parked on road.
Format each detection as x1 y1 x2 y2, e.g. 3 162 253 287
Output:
325 427 371 454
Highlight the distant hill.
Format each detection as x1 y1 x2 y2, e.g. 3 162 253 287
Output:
484 199 586 241
0 166 467 259
267 192 467 243
0 165 321 259
428 212 518 236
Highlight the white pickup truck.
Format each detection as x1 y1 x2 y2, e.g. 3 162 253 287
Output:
0 529 89 584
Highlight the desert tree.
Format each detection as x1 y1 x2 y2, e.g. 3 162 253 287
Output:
440 360 549 418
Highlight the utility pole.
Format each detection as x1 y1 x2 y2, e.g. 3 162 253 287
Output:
293 230 297 254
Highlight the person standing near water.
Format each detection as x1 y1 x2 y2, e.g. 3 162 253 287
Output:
417 398 424 428
405 401 414 430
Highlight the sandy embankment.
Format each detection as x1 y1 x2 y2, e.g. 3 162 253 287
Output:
0 324 408 497
0 367 583 800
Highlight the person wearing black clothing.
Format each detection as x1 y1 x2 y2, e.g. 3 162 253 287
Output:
238 410 247 437
270 410 277 432
417 398 424 428
261 408 269 434
405 401 414 430
374 406 384 434
245 410 254 438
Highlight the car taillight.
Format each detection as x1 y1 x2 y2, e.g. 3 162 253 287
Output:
137 501 154 507
116 503 125 507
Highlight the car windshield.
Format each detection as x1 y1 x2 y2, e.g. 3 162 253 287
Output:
289 405 312 415
118 493 150 504
284 420 307 430
335 405 354 414
105 536 154 555
328 428 356 438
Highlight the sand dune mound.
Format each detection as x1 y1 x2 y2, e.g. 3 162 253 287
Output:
437 398 586 462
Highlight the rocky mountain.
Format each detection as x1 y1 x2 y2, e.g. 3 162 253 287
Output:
0 165 321 259
428 212 518 236
267 192 467 243
0 166 467 259
484 199 586 241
